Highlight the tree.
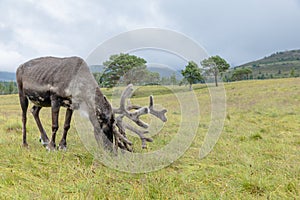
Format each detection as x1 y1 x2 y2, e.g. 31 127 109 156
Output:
181 61 203 90
170 72 178 85
290 69 295 77
160 73 179 85
0 82 4 94
122 65 148 85
201 55 230 87
0 81 17 94
231 68 252 81
8 81 15 94
144 71 160 85
93 72 103 86
101 53 147 87
278 69 281 74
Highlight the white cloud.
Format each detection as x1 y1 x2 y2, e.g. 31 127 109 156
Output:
14 27 73 55
158 0 300 65
0 43 24 71
0 0 172 71
34 0 76 23
0 0 299 71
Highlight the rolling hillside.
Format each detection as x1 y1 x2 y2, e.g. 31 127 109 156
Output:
228 49 300 79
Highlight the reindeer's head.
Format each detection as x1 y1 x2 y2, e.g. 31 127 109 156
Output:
93 85 167 152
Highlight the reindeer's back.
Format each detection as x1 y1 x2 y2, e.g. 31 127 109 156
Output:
18 56 85 84
16 56 95 97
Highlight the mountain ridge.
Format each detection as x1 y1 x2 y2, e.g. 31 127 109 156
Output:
1 49 300 81
228 49 300 79
237 49 300 67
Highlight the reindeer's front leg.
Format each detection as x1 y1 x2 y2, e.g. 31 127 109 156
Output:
47 96 60 151
58 108 73 150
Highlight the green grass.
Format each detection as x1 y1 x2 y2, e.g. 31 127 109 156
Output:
0 78 299 199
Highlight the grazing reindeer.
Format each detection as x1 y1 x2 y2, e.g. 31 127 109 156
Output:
16 56 167 152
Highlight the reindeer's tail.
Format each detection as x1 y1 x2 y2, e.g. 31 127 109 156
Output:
16 64 25 95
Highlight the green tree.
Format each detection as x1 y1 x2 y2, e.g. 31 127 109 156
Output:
143 71 160 85
0 82 4 94
160 77 168 85
101 53 147 87
170 72 178 85
290 69 295 77
181 61 203 91
201 55 230 87
93 72 103 86
278 69 281 75
231 68 252 81
8 81 15 94
123 65 148 85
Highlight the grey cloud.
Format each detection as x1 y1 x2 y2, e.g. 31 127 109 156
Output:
158 0 300 65
0 0 299 71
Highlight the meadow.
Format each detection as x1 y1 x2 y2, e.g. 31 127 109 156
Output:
0 78 299 199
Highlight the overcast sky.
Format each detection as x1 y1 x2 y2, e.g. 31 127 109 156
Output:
1 0 300 72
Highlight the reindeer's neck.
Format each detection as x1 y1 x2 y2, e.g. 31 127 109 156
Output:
94 87 113 119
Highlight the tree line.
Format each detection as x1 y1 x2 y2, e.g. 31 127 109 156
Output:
0 81 18 95
2 52 297 96
93 53 231 90
0 53 254 95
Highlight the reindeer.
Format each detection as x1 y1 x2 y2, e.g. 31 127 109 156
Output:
16 56 167 152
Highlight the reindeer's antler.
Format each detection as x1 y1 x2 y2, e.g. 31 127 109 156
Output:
113 84 167 151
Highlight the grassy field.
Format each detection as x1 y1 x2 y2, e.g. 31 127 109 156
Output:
0 78 299 199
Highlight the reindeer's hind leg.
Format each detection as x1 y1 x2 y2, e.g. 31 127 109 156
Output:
31 105 49 146
58 108 73 150
19 93 29 147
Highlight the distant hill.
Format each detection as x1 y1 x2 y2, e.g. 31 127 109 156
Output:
4 50 299 83
89 64 183 79
147 66 183 79
0 72 16 82
227 49 300 79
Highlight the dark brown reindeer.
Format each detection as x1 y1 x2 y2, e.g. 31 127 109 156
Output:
16 56 167 151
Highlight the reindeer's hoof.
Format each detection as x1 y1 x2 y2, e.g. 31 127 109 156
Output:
46 143 56 151
58 144 67 151
39 137 49 147
41 141 49 147
22 143 29 148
